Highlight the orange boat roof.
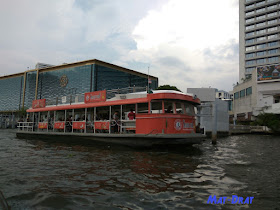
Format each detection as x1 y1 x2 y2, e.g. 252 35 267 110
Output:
27 92 200 113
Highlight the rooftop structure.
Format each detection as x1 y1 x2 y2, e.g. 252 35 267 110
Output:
35 63 55 69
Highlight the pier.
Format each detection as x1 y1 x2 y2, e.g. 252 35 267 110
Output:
229 125 270 135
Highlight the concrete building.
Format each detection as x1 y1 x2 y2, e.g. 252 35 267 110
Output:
232 0 280 122
240 0 280 81
232 64 280 122
216 90 233 100
187 88 230 136
0 59 158 128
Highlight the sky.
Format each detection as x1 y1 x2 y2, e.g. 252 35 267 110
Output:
0 0 239 92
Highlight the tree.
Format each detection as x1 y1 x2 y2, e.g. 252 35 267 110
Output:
156 85 182 92
253 113 280 133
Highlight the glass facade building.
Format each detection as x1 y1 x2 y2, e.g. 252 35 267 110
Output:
240 0 280 80
0 75 24 111
0 59 158 112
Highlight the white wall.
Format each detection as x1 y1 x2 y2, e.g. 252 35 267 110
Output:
199 99 229 133
187 88 216 102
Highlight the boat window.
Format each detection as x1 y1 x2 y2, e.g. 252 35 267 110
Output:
39 111 48 122
96 106 109 120
74 108 85 121
137 103 148 114
33 113 39 131
164 101 174 113
112 105 121 121
122 104 136 120
66 109 73 122
55 110 65 121
184 102 195 116
87 108 95 122
151 101 163 114
175 102 183 114
65 109 73 132
26 113 33 122
49 111 54 130
85 108 95 132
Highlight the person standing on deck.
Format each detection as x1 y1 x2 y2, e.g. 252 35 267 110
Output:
128 109 135 120
112 111 120 133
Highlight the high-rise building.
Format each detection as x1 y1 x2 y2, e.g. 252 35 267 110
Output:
231 0 280 123
240 0 280 81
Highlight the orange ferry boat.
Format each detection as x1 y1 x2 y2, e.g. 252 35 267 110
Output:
16 89 205 147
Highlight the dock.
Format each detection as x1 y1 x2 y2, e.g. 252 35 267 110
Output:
229 125 271 135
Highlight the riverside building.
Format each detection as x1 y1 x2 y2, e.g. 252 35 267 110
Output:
0 59 158 128
232 0 280 123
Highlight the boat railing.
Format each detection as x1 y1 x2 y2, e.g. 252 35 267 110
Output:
44 86 147 107
17 122 34 131
18 119 137 134
121 120 136 133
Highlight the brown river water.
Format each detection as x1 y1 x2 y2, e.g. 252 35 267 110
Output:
0 130 279 209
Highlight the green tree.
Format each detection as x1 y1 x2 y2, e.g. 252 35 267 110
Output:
156 85 182 92
254 113 280 133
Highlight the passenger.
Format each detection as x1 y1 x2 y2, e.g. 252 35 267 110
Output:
66 117 71 132
196 123 201 133
166 106 173 113
112 111 120 133
128 109 135 120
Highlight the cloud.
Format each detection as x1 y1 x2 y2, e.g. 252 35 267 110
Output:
0 0 238 92
0 0 167 72
120 0 239 91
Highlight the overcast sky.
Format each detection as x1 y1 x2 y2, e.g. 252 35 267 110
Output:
0 0 239 92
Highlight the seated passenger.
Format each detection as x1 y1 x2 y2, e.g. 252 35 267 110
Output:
166 106 173 113
128 109 135 120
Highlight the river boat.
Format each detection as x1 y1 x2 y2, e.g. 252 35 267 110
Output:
16 89 205 147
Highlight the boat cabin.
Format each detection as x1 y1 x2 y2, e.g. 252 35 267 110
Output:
18 90 200 135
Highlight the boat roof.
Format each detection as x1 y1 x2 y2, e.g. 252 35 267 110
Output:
27 91 200 113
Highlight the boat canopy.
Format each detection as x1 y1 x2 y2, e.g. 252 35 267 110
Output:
27 91 200 113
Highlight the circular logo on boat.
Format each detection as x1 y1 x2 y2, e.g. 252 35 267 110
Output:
60 75 68 87
174 119 182 131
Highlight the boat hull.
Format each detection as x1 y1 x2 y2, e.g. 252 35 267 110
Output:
16 131 205 147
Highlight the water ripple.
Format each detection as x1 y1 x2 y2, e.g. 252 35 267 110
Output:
0 130 279 209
